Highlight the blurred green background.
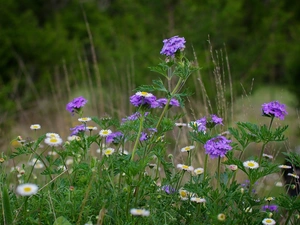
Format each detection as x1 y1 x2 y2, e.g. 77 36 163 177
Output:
1 0 300 150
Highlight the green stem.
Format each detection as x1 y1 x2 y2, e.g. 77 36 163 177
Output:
217 156 221 192
203 154 209 180
131 115 145 161
258 142 267 165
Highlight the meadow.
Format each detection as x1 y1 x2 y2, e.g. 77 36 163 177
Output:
1 36 300 225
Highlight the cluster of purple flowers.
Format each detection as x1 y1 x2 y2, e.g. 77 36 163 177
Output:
204 136 232 159
161 185 176 194
106 131 124 144
194 114 223 132
160 36 186 58
262 101 288 120
262 205 278 212
70 124 86 136
130 92 180 109
66 96 88 116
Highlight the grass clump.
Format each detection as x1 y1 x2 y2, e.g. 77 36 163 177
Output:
1 36 300 225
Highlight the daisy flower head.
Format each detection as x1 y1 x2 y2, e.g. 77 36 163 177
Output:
86 126 97 131
130 208 150 217
263 153 274 159
177 164 194 172
217 213 226 221
179 189 189 200
262 100 288 120
130 91 158 109
191 197 206 203
262 218 276 225
104 148 115 157
68 135 81 141
287 173 299 179
99 129 112 137
194 167 204 175
28 158 44 169
45 136 63 147
228 164 238 171
70 124 86 136
243 160 259 169
204 136 232 159
16 183 39 196
175 122 187 128
181 145 195 153
278 165 292 169
46 133 60 138
30 124 41 130
78 117 91 123
160 35 186 58
66 96 88 116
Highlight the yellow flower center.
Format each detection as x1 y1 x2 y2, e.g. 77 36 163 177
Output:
140 92 148 96
50 138 58 143
180 191 187 197
248 162 255 167
185 147 190 151
182 165 189 170
24 187 32 192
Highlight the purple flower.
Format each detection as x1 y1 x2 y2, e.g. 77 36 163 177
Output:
194 117 207 132
122 112 149 123
66 96 88 115
130 92 159 109
262 205 278 212
106 131 124 144
262 101 288 120
160 36 186 57
156 98 180 108
70 124 86 136
161 185 176 194
204 136 232 159
140 132 148 141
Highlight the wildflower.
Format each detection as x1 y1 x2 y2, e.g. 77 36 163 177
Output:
160 35 186 57
194 167 204 175
70 124 86 136
68 135 81 141
156 98 180 108
86 126 97 131
161 185 176 194
177 164 194 172
262 205 278 212
78 117 91 122
130 208 150 216
65 158 74 165
190 120 206 132
16 183 38 196
287 173 299 179
179 189 189 200
244 207 253 213
191 197 206 203
130 91 158 108
204 136 232 159
275 182 283 187
243 160 259 169
99 129 112 137
263 153 274 159
44 137 63 147
228 164 238 171
30 124 41 130
175 122 187 128
262 100 288 120
0 158 4 163
140 132 148 141
265 197 275 202
46 133 60 138
262 218 276 225
278 165 292 169
122 112 142 122
106 131 124 144
181 145 195 153
104 148 115 156
217 213 226 221
66 96 88 116
28 158 44 169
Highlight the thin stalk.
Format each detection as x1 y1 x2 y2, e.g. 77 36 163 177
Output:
131 115 145 161
203 154 209 180
217 156 221 192
258 143 267 165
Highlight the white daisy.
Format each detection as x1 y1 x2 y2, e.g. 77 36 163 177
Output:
44 137 63 147
30 124 41 130
86 126 97 131
191 197 206 203
175 123 187 128
78 117 91 122
180 145 195 152
99 129 112 137
179 189 189 200
228 164 238 171
130 208 150 216
278 165 292 169
104 148 115 156
263 153 273 159
136 91 153 97
194 167 204 175
68 135 81 141
287 173 299 179
217 213 226 221
16 183 39 196
46 133 60 138
262 218 276 225
177 164 194 172
243 160 259 169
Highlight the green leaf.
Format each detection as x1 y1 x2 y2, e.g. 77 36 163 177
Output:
53 216 72 225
